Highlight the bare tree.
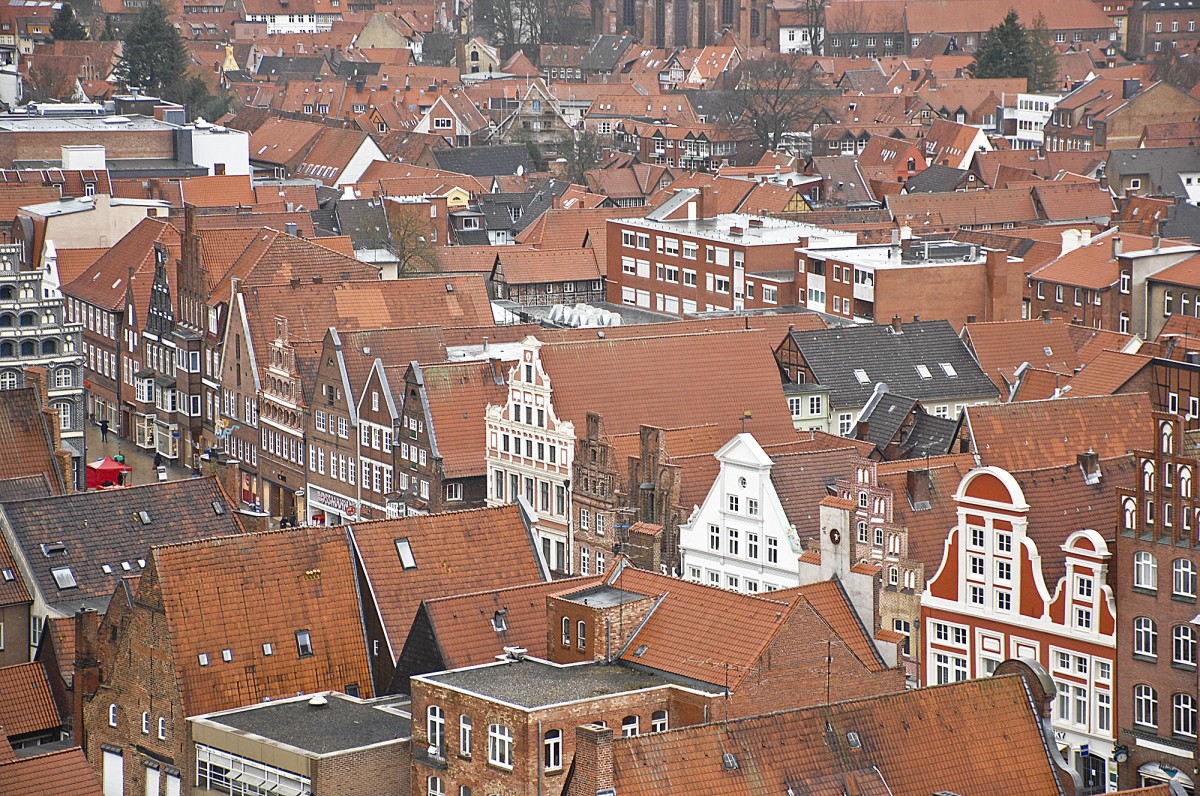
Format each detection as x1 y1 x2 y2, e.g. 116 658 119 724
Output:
23 60 78 104
716 57 828 152
558 126 605 185
798 0 825 55
384 200 442 276
827 1 877 54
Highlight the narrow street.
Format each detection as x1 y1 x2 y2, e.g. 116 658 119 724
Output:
83 423 195 487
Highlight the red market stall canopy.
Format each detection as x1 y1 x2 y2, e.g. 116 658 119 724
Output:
86 456 132 489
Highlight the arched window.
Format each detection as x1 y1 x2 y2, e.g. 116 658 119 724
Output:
561 616 570 646
108 704 118 727
1124 498 1138 530
1134 617 1158 657
1144 461 1156 492
1174 558 1197 598
1175 693 1197 737
1163 422 1175 454
750 8 761 37
544 729 563 771
18 312 34 327
1183 466 1193 498
41 339 57 355
577 620 586 649
54 402 71 431
857 521 868 543
1135 551 1158 590
427 705 445 752
157 717 166 740
1174 624 1197 666
0 313 13 327
621 715 639 736
874 527 883 546
1135 685 1158 728
19 341 33 357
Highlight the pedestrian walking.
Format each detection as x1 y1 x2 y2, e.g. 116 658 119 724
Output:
154 452 163 469
99 419 109 443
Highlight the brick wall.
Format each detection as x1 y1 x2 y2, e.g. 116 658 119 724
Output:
313 739 411 796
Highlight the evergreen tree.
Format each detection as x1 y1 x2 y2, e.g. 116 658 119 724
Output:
113 0 187 98
968 10 1033 82
1027 13 1060 93
51 3 87 40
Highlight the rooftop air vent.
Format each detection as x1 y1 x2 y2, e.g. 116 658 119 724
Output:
308 694 329 708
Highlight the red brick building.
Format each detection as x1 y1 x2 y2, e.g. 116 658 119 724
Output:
605 191 854 316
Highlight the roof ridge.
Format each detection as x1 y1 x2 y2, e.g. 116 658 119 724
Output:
0 474 221 506
424 574 602 606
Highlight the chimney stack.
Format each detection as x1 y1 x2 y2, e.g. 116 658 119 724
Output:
891 315 903 333
1112 235 1122 259
567 725 614 796
1042 309 1051 323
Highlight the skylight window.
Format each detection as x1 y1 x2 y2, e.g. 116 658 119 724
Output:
1 569 13 582
198 653 209 667
395 538 417 570
41 542 66 556
222 649 233 663
213 501 226 516
940 362 958 377
51 567 76 589
296 630 314 657
262 643 274 656
137 511 152 525
121 561 132 571
915 364 932 379
853 369 870 385
101 564 112 574
1043 346 1053 356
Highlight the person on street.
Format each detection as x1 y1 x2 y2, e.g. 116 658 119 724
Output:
99 419 109 443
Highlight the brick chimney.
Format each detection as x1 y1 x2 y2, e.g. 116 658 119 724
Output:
567 724 614 796
906 467 932 507
698 185 714 219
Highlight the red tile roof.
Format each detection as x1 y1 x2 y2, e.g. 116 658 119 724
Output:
963 317 1097 391
0 662 60 737
965 393 1153 471
0 387 66 499
494 248 601 284
1030 231 1164 290
537 330 798 444
151 525 376 716
348 505 546 657
0 748 103 796
419 577 604 669
1061 350 1152 396
179 175 257 208
608 674 1063 796
417 359 510 479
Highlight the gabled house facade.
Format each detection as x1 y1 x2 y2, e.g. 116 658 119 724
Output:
921 467 1119 792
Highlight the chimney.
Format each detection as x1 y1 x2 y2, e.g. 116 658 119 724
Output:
891 314 903 333
748 218 764 228
698 185 714 219
729 225 744 236
1042 309 1051 323
568 725 614 796
817 496 854 582
1153 233 1161 250
1078 449 1101 483
913 314 921 322
906 467 932 507
1188 351 1200 366
1112 236 1122 259
1122 78 1141 99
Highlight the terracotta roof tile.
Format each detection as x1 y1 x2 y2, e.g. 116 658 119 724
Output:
877 454 976 571
179 175 257 208
0 662 60 737
418 359 510 479
1011 367 1066 401
0 748 103 796
1062 350 1153 396
1030 181 1115 222
494 248 601 284
419 577 604 669
336 326 447 396
609 674 1062 796
965 393 1153 471
64 218 179 312
538 330 798 443
1148 252 1200 288
348 505 546 657
887 187 1038 230
52 247 107 287
152 525 375 716
249 118 325 166
1030 231 1168 290
1066 324 1138 363
0 387 66 497
963 317 1095 391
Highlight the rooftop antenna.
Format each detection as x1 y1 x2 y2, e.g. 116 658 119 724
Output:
740 410 752 434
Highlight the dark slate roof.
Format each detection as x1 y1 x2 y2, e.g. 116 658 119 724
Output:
0 477 244 613
333 198 391 249
255 56 326 78
857 389 960 459
1106 147 1200 198
903 164 968 194
0 475 54 504
433 144 535 177
582 34 637 72
475 180 568 235
787 320 999 407
198 693 411 754
1163 200 1200 244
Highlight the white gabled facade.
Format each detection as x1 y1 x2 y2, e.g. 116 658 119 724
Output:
678 433 802 594
484 337 575 574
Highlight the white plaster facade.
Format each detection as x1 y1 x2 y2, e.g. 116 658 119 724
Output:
484 336 575 574
678 433 803 594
